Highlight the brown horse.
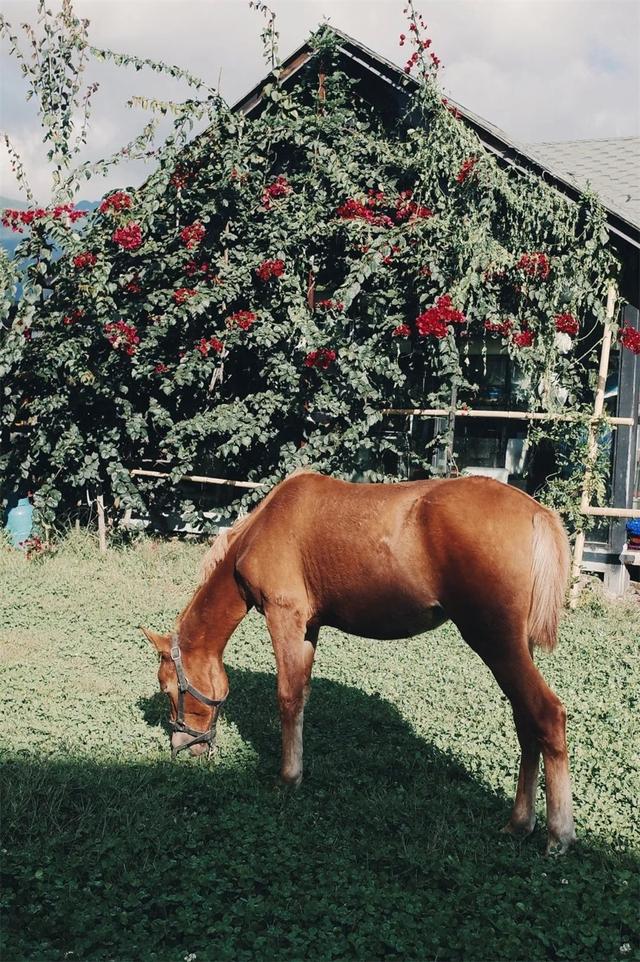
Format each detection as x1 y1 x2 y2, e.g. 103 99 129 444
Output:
142 470 575 854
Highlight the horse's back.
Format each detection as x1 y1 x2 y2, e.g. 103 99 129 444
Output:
232 472 562 639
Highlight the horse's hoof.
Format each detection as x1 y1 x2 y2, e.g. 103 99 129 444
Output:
545 832 576 857
279 772 303 790
501 817 536 838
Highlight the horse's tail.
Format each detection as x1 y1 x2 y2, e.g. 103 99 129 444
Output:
528 508 571 652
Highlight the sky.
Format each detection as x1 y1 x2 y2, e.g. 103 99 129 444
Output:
1 0 639 203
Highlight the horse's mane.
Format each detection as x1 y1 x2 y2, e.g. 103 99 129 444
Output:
198 468 315 585
198 512 253 584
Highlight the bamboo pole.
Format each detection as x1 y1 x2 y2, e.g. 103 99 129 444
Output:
130 469 267 489
96 494 107 553
382 408 633 426
570 284 617 606
581 505 639 519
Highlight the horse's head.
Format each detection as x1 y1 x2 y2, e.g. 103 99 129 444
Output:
141 626 225 757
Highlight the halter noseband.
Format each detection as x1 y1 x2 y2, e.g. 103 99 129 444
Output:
168 636 227 756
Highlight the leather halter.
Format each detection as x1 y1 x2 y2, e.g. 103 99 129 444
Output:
168 635 227 756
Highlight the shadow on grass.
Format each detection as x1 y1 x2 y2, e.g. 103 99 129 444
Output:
2 668 638 962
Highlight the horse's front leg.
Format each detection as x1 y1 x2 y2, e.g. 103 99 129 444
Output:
265 603 317 787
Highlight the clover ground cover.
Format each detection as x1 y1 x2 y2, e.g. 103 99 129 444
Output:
1 534 638 961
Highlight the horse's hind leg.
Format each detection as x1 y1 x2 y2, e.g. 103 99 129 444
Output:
502 709 540 838
498 650 574 854
265 601 316 787
463 625 575 854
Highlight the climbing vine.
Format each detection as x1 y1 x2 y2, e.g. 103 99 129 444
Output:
0 1 631 534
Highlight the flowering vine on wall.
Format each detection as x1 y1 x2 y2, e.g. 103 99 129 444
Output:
0 1 632 534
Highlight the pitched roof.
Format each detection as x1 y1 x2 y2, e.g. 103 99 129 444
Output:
524 138 640 231
234 25 640 247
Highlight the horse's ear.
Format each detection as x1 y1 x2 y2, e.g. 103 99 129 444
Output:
140 626 171 654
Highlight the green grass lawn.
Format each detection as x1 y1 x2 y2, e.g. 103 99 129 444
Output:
1 533 638 962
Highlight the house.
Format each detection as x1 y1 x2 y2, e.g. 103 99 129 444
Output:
233 26 640 591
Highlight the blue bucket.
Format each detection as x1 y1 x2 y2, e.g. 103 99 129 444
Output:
626 518 640 538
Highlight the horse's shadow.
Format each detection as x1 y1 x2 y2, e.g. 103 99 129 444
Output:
6 669 638 962
139 665 499 836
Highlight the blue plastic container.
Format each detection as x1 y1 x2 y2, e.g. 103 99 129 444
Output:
6 497 33 548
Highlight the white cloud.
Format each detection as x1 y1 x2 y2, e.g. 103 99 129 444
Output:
1 0 638 202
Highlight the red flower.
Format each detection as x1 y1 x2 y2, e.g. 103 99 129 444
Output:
113 223 143 251
619 325 640 355
171 165 193 190
304 348 336 370
416 295 466 337
337 198 367 219
316 299 345 311
516 252 550 280
73 252 97 270
484 318 513 336
555 313 579 336
154 363 169 374
395 190 433 223
63 308 84 326
227 309 257 330
441 98 462 120
173 288 198 305
256 258 285 281
262 175 292 208
455 156 479 184
180 221 205 250
196 336 224 357
392 324 411 337
1 205 86 232
382 245 400 265
104 320 140 355
185 260 214 277
404 51 420 73
54 204 86 223
99 192 133 214
336 197 393 227
513 330 534 348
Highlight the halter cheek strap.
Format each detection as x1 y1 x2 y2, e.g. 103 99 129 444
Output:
169 638 227 756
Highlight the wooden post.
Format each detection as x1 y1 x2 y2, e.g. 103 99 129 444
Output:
444 384 457 476
96 494 107 554
306 269 315 311
317 70 326 115
570 283 617 606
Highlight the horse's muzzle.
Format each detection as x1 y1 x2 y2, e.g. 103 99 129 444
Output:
171 731 211 757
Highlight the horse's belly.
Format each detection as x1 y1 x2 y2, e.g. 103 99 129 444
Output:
325 601 447 640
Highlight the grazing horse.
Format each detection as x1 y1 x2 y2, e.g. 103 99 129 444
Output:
142 470 575 854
